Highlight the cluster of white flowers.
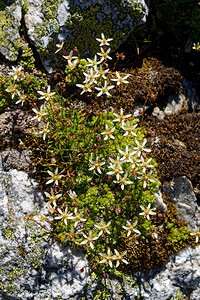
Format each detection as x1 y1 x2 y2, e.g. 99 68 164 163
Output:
88 108 156 191
61 33 130 97
29 34 159 270
99 248 128 268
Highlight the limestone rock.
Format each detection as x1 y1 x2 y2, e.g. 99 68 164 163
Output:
0 157 89 299
0 0 150 71
163 176 198 229
152 78 200 119
0 0 22 61
128 245 200 299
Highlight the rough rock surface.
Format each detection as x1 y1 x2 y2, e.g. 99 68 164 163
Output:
0 157 89 299
163 176 198 230
1 148 33 172
152 78 200 119
127 245 200 300
1 152 200 299
0 0 149 71
0 0 22 61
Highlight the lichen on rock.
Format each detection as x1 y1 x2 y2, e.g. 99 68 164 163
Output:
0 0 22 61
18 0 149 71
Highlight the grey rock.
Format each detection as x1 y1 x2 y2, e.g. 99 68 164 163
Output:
0 157 89 299
0 0 22 61
155 190 168 212
0 0 150 71
182 78 200 111
1 148 33 172
163 176 198 229
130 245 200 299
152 78 200 119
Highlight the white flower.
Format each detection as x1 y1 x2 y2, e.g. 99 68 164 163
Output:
73 207 87 227
44 190 62 207
47 202 56 214
76 81 92 94
15 92 27 106
96 33 113 46
97 47 112 61
95 80 114 97
139 203 156 220
139 170 156 189
118 145 135 163
114 174 133 190
46 167 64 185
101 124 115 140
55 42 64 53
122 220 141 237
96 65 109 79
122 120 137 137
190 227 200 243
39 122 50 140
63 50 78 62
37 85 56 101
86 55 101 68
130 164 139 179
5 84 20 99
68 190 77 201
95 219 111 236
113 249 128 268
99 248 114 268
89 156 105 174
111 71 129 85
109 155 121 167
32 105 47 121
107 162 124 180
139 157 154 173
68 59 78 69
10 66 25 81
83 68 98 84
192 42 200 51
55 206 74 226
133 138 151 157
113 108 132 124
81 230 99 249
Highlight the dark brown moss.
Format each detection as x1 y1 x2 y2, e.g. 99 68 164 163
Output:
113 57 182 111
119 197 198 272
143 110 200 189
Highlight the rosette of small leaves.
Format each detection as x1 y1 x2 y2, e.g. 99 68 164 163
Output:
65 58 88 85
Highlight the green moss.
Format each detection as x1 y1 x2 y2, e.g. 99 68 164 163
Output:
19 41 36 70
